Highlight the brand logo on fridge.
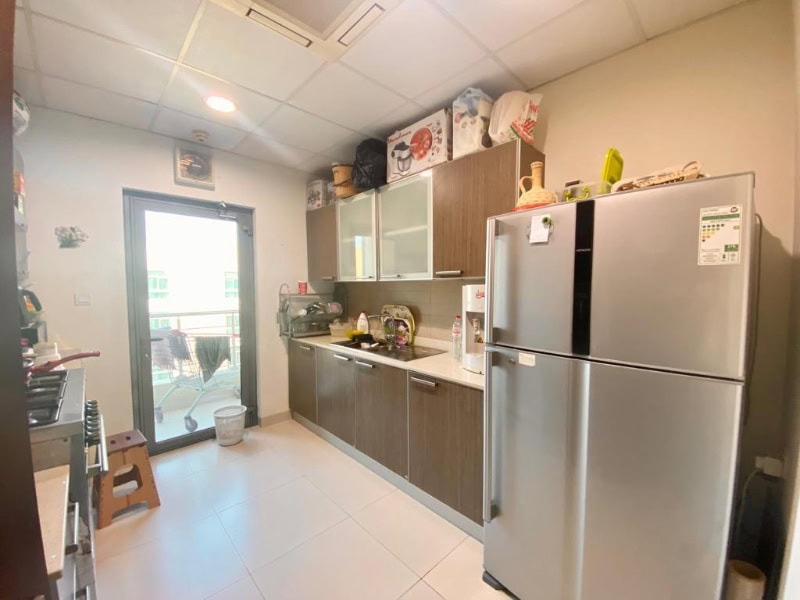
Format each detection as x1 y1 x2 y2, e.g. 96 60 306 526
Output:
475 291 485 299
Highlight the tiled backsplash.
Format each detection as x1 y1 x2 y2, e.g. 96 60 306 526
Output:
335 280 481 341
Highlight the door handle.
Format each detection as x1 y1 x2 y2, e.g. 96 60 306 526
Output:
321 276 335 281
354 360 374 369
485 218 497 345
484 347 497 522
333 354 351 362
434 270 462 278
299 345 313 351
410 376 437 388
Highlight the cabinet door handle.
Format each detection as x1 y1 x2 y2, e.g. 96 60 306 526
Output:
354 360 374 369
299 345 313 351
410 376 437 388
321 276 335 281
434 270 463 278
354 276 375 280
333 354 351 362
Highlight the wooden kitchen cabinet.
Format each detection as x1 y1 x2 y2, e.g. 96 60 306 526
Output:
432 140 545 278
354 358 408 477
316 349 356 445
306 204 337 282
288 340 317 423
408 373 483 524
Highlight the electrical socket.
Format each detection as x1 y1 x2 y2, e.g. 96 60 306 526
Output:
755 455 783 478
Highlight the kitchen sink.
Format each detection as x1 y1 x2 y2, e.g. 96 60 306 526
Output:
331 339 446 362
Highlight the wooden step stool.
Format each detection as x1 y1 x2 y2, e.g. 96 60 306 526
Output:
95 429 160 529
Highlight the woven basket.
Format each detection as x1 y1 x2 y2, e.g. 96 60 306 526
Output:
332 164 358 199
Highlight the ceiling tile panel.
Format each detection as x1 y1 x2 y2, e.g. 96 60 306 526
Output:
359 101 430 139
40 76 158 130
257 105 355 153
151 107 249 151
290 64 406 131
295 154 336 178
14 68 44 106
33 16 174 103
320 132 365 164
628 0 745 38
29 0 201 59
234 134 313 167
183 3 324 101
14 10 34 70
433 0 584 50
161 67 279 132
414 57 525 110
497 0 645 88
341 0 485 98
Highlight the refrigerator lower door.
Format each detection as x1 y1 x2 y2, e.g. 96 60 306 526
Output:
487 203 576 354
591 173 755 379
581 362 742 600
484 346 585 599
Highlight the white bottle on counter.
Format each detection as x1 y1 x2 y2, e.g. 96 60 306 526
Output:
452 315 462 361
356 312 369 334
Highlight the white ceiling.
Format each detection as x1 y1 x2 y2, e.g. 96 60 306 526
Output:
13 0 746 177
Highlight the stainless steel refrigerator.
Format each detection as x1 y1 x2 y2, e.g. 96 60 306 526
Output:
483 173 758 600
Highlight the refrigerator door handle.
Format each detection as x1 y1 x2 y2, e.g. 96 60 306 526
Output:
484 347 497 523
485 218 497 345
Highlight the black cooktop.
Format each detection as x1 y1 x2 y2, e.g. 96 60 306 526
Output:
26 371 67 427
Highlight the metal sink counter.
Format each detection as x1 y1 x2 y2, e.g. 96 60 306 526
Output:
331 339 446 362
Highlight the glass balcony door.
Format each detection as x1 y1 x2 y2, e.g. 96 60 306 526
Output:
124 191 257 453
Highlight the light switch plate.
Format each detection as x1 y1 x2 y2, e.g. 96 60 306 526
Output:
74 292 92 306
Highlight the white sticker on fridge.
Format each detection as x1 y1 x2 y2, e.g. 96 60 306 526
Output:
518 352 536 366
698 205 742 266
529 214 552 244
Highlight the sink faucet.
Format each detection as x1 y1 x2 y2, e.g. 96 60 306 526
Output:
368 312 397 348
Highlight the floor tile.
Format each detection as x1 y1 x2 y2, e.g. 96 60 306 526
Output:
304 450 395 514
205 576 264 600
251 519 418 600
95 466 217 560
354 490 467 576
151 437 245 482
96 515 247 600
401 581 445 600
217 477 347 571
424 537 508 600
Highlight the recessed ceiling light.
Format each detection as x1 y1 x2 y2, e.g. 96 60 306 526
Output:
206 95 236 113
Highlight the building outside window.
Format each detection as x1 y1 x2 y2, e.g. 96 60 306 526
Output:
224 272 239 299
148 270 169 299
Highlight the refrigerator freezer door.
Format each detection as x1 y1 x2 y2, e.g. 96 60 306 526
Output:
591 174 754 379
483 346 585 599
488 203 576 354
581 362 742 600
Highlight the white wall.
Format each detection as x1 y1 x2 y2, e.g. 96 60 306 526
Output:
533 0 796 485
779 0 800 596
16 108 308 435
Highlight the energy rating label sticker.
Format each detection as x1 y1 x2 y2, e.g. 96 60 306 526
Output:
698 204 742 266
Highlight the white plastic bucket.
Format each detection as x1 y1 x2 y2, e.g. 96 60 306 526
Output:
214 405 247 446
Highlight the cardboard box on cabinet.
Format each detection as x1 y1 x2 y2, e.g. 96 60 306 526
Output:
452 88 494 159
386 109 452 183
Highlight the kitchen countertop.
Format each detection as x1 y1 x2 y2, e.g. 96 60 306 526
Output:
294 335 485 390
34 465 70 579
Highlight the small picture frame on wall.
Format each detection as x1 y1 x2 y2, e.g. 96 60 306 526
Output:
174 145 215 190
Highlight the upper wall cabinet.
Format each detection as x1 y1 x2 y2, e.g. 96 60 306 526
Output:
306 204 337 282
378 173 432 280
432 140 545 278
337 190 377 282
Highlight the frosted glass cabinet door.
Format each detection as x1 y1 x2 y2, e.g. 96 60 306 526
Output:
337 191 377 281
379 174 432 280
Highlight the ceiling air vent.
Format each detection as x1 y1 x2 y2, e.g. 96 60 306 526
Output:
213 0 396 59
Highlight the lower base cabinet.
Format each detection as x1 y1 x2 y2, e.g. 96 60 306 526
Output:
316 349 356 445
354 359 408 478
408 373 484 524
288 340 317 423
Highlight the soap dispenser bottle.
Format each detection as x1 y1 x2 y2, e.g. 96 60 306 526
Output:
356 312 369 334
